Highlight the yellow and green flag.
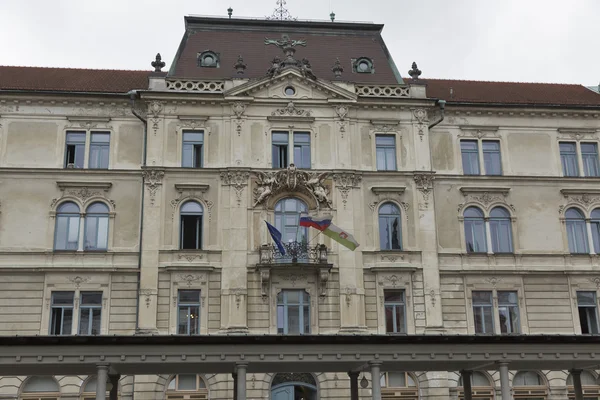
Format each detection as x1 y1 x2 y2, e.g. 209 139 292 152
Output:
322 223 359 251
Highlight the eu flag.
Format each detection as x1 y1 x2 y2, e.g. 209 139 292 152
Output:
265 221 286 255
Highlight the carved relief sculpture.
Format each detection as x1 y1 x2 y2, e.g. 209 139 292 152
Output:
142 169 165 206
220 170 250 206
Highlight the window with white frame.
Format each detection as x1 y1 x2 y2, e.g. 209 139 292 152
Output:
182 130 204 168
272 131 311 169
512 371 547 400
591 209 600 253
565 208 590 254
180 201 203 250
463 206 514 254
560 141 600 177
55 202 81 251
166 375 208 400
49 291 74 335
274 198 308 244
20 377 60 400
577 291 599 334
472 290 520 334
376 135 397 171
49 290 104 336
458 371 494 400
384 290 406 334
84 202 109 251
379 202 402 250
277 290 310 334
65 130 110 169
78 292 102 335
177 290 201 335
489 207 513 253
380 372 418 399
567 370 600 399
460 139 502 176
464 207 487 253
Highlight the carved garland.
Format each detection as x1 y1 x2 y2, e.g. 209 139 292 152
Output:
457 188 514 213
414 173 434 211
558 191 600 215
220 170 250 206
271 101 312 117
231 102 247 136
332 173 361 209
142 169 164 206
51 183 115 209
148 101 164 136
334 105 349 137
412 108 428 141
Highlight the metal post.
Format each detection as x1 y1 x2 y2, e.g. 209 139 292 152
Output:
348 371 359 400
571 369 584 400
498 362 511 400
236 363 247 400
370 362 382 400
461 370 473 400
96 364 109 400
108 374 119 400
232 372 238 400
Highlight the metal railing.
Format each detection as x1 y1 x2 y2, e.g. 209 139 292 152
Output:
259 242 328 264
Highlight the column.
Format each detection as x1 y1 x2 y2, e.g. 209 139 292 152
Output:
571 369 584 400
108 374 120 400
348 371 359 400
370 362 382 400
236 363 247 400
232 372 238 400
96 364 109 400
498 362 511 400
461 370 473 400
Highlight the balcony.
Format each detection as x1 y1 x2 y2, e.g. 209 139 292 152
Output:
259 242 328 265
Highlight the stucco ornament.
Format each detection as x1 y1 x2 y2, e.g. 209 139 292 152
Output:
333 173 361 209
142 169 164 206
220 170 250 206
271 101 312 117
253 165 331 208
414 172 434 209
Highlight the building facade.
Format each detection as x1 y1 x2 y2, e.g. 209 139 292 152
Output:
1 14 600 400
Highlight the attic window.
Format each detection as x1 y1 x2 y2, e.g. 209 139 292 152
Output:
354 57 374 74
198 51 219 68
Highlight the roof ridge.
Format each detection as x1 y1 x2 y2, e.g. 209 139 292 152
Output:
0 65 151 73
418 77 587 87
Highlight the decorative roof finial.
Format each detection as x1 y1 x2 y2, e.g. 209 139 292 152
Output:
331 58 343 78
227 7 233 18
330 11 335 22
266 0 296 20
151 53 166 72
234 55 247 74
408 61 422 80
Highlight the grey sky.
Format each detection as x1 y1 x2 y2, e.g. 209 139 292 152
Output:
1 0 598 85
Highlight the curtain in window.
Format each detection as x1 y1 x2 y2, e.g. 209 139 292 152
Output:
84 202 109 250
566 208 589 253
489 207 513 253
55 202 80 250
464 207 487 253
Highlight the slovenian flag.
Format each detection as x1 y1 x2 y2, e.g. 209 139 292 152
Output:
323 223 359 251
265 221 286 255
299 215 333 231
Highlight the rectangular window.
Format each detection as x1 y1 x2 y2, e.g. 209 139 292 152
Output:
581 142 600 177
577 291 599 334
65 131 86 169
384 290 406 333
461 140 480 175
277 290 310 334
293 132 311 169
182 131 204 168
482 140 502 175
472 291 494 334
180 214 202 250
376 135 397 171
88 132 110 169
560 142 580 177
272 132 289 168
50 291 74 335
78 292 102 335
177 290 201 335
497 291 520 334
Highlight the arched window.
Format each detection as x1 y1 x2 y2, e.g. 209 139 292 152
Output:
274 198 308 243
458 371 494 400
81 376 114 400
166 375 208 400
464 207 487 253
84 202 109 251
489 206 513 253
380 372 418 399
567 371 600 399
180 201 203 250
271 373 317 400
55 202 81 250
277 290 310 334
379 203 402 250
591 209 600 253
566 208 589 254
20 377 60 400
513 371 547 399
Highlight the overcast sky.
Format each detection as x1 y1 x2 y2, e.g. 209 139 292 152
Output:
1 0 598 85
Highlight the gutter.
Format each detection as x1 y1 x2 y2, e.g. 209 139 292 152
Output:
127 90 148 335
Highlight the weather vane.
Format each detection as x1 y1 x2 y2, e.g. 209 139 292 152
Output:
266 0 297 21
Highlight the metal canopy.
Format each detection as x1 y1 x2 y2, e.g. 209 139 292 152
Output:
1 335 600 376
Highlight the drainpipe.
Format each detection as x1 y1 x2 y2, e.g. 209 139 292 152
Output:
428 99 446 129
128 90 148 334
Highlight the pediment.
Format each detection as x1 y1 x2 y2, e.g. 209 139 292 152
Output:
224 69 357 101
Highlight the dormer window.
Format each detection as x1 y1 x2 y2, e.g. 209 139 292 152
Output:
354 57 374 74
198 51 219 68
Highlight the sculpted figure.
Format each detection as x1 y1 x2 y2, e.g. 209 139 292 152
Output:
253 171 278 207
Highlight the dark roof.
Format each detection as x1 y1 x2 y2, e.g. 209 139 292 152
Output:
1 334 600 346
0 66 151 94
169 16 403 84
423 78 600 107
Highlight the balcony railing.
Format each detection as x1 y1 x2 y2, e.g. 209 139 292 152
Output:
259 242 328 264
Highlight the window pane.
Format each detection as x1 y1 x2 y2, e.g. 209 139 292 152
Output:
376 135 396 171
384 290 404 303
578 291 597 305
461 140 480 175
394 304 405 333
376 136 395 146
61 309 73 335
179 290 201 303
183 132 204 143
287 305 300 334
498 291 518 304
473 291 492 304
483 141 502 175
81 292 102 305
490 219 513 253
181 215 202 249
52 291 74 305
385 305 394 333
277 305 284 334
592 221 600 255
79 309 91 335
178 307 189 334
567 220 589 253
465 219 487 253
182 143 194 167
560 142 579 177
96 216 109 249
189 306 200 334
388 372 407 388
177 374 197 391
272 132 288 144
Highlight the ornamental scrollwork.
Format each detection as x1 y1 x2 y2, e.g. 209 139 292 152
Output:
332 173 361 209
271 101 312 117
334 105 349 136
457 191 515 213
413 172 434 210
170 185 214 221
253 164 331 208
220 170 250 206
412 108 428 141
558 191 600 215
231 102 247 136
142 169 165 206
148 101 164 135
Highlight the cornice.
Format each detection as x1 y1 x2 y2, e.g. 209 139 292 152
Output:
56 181 112 191
459 186 511 195
560 188 600 196
445 107 600 119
